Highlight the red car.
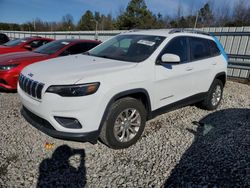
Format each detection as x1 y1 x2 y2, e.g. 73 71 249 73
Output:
0 39 101 90
0 37 53 55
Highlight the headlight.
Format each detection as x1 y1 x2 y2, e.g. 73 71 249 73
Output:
0 64 19 71
46 82 100 97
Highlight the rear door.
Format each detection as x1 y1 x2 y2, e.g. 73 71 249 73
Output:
188 37 215 94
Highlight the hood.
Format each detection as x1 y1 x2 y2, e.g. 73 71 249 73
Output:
0 51 48 65
0 45 11 49
0 45 21 54
22 54 137 85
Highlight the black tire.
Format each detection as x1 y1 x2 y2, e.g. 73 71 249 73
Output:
198 79 224 110
99 97 147 149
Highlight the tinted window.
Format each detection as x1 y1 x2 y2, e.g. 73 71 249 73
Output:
86 42 99 50
209 40 220 56
65 42 97 55
190 37 210 61
162 37 188 63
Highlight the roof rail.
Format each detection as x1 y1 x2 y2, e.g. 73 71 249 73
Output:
169 29 211 36
127 29 142 33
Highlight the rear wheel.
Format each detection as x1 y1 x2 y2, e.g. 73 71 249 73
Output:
198 79 223 110
100 97 146 149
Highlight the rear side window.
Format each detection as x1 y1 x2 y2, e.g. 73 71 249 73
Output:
61 42 98 56
84 42 99 51
208 40 220 56
189 37 210 61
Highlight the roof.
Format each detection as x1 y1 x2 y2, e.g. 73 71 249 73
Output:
24 36 54 41
123 29 213 39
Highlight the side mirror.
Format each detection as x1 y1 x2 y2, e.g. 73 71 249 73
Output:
161 53 180 64
24 45 32 51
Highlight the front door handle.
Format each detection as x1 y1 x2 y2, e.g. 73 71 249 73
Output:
212 62 217 65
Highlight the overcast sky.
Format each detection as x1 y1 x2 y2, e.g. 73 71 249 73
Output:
0 0 247 24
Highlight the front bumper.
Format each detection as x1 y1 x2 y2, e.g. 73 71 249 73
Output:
21 106 99 144
0 70 19 90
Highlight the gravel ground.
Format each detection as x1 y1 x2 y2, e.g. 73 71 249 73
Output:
0 81 249 188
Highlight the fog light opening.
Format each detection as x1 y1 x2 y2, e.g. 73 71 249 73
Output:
54 117 82 129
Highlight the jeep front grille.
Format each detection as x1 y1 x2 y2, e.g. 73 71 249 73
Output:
19 74 44 99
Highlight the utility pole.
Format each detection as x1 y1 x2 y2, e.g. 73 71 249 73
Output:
33 20 36 31
194 11 199 29
95 20 98 40
91 19 98 40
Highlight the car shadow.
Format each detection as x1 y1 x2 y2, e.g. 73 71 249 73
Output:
164 108 250 187
0 88 16 93
37 145 86 188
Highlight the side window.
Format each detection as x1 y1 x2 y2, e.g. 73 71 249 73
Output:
209 40 220 56
189 37 210 61
28 40 40 48
29 40 50 48
162 37 188 63
85 42 99 51
60 43 95 56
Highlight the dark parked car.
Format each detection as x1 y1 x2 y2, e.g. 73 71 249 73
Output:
0 33 10 45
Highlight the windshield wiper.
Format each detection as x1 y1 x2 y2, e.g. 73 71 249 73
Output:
98 55 111 59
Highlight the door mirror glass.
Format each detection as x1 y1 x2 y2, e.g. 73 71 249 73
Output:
161 53 180 64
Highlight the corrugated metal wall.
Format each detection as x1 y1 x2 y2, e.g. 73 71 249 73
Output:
1 27 250 80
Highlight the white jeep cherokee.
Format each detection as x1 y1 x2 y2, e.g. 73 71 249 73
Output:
18 29 227 149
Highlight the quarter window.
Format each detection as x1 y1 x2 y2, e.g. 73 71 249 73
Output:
209 40 220 56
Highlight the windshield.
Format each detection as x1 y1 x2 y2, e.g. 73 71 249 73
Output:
34 40 70 55
89 34 165 62
3 38 28 47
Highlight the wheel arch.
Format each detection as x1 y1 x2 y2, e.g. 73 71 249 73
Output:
214 72 226 86
97 88 152 134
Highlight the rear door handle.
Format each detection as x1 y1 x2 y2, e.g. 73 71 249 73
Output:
212 62 217 65
185 67 193 71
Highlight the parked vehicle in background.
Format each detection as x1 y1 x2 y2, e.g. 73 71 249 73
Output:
0 33 10 45
0 36 53 54
18 29 227 149
0 39 101 90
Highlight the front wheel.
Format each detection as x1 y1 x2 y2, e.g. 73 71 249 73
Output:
99 97 146 149
198 79 224 110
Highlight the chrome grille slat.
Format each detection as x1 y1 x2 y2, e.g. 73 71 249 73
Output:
29 80 34 95
19 74 44 100
31 81 38 98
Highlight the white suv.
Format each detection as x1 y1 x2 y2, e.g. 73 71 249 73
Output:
18 29 227 149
